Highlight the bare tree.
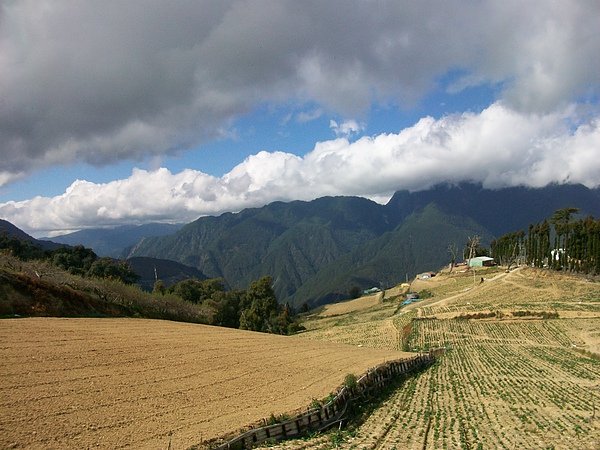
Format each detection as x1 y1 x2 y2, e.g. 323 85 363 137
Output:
465 235 481 261
447 243 459 272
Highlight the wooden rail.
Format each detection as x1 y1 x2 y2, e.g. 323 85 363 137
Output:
204 350 441 450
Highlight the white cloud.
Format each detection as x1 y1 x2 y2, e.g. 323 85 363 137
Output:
2 102 599 235
1 1 599 184
329 119 365 137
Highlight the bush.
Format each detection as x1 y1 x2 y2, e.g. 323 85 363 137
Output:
344 373 358 390
418 289 434 299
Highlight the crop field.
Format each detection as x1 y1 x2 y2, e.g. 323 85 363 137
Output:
264 267 600 449
303 297 402 351
419 267 600 316
0 318 411 450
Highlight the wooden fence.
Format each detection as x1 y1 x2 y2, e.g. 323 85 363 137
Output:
205 350 441 449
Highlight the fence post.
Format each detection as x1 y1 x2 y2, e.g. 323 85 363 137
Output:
212 353 437 450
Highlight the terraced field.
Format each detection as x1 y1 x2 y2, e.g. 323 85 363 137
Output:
0 318 411 449
3 268 598 449
302 295 403 351
262 267 600 449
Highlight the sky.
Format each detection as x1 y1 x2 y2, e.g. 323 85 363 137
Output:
1 1 599 237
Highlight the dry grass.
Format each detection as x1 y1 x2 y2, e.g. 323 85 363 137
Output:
317 292 383 317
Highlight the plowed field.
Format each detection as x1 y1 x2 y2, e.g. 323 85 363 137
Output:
0 318 411 449
259 267 600 450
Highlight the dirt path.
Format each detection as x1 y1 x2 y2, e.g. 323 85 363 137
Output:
0 318 411 449
410 268 515 314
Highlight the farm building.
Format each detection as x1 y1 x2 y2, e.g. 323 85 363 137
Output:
417 272 436 280
468 256 495 267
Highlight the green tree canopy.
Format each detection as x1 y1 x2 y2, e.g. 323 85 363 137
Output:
168 278 225 304
240 276 279 333
88 258 139 284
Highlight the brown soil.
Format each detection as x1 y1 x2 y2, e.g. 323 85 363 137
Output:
0 318 411 449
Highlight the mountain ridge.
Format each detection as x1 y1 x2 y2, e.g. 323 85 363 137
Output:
1 219 65 251
128 183 600 306
45 223 183 258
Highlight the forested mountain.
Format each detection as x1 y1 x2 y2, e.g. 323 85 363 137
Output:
128 196 394 301
128 183 600 307
289 203 494 306
0 219 64 251
46 223 183 257
387 183 600 235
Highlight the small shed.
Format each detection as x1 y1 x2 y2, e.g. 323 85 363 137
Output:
417 272 436 280
468 256 495 268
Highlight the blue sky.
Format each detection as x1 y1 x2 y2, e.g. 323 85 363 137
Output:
0 77 498 203
1 1 599 236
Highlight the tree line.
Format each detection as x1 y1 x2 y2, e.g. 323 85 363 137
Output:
491 208 600 274
0 233 302 334
0 235 139 284
154 276 302 335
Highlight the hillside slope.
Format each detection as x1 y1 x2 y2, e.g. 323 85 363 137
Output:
0 318 412 450
128 183 600 306
0 219 64 250
0 253 210 323
130 196 395 302
126 256 207 291
290 203 493 305
279 266 600 450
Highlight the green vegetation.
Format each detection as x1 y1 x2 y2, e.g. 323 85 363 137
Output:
266 413 291 426
343 373 358 390
0 233 302 334
290 203 493 307
239 277 298 334
493 209 600 274
418 289 433 299
0 233 139 285
0 253 208 322
0 234 43 260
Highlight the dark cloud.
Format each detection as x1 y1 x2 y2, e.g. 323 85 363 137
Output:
1 0 599 183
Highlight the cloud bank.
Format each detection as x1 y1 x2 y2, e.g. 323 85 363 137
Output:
2 103 599 235
1 0 599 183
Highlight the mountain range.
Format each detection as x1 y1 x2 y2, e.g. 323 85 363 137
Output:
123 183 600 307
4 183 598 307
45 223 183 258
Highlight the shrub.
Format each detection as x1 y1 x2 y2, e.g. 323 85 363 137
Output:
418 289 434 299
344 373 358 390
